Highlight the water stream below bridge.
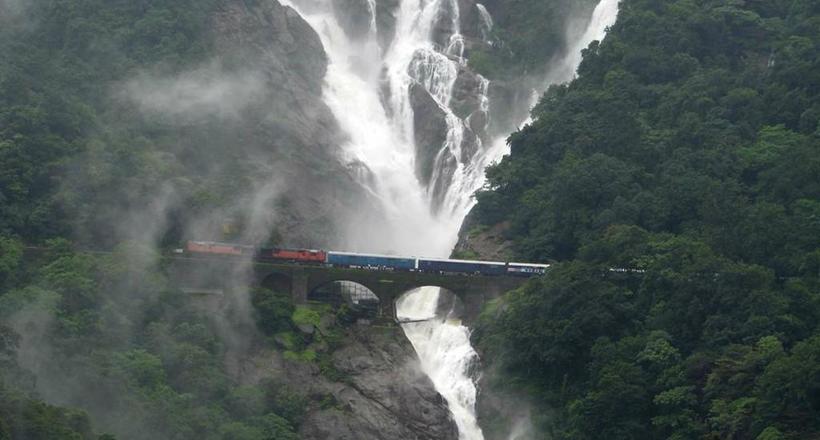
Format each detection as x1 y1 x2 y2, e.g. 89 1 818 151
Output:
280 0 619 438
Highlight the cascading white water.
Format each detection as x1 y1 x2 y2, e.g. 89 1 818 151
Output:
547 0 621 84
279 1 618 438
396 287 484 439
475 4 494 41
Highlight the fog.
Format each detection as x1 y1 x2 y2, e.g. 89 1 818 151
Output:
122 65 267 123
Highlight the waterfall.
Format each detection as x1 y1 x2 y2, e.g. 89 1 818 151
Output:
476 4 493 41
547 0 621 84
397 287 484 439
277 1 619 438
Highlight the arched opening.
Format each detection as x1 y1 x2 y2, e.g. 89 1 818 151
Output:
395 286 463 324
260 272 292 294
309 280 380 319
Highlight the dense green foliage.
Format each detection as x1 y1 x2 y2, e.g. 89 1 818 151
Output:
0 238 332 439
0 0 221 244
0 1 382 437
0 384 101 440
473 0 820 438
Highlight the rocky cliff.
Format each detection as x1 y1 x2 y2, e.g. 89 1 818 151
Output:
241 321 458 440
178 0 373 248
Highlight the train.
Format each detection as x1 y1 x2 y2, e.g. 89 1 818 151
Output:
181 241 549 277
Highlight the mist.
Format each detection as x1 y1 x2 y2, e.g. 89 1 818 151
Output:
121 65 267 124
0 1 360 437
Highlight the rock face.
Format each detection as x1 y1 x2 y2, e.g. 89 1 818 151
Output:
452 209 515 262
410 83 449 187
198 0 370 248
331 0 399 51
243 325 459 440
333 0 373 40
310 326 458 440
374 0 400 51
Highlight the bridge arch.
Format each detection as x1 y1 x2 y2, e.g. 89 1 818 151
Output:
260 271 292 294
309 280 381 319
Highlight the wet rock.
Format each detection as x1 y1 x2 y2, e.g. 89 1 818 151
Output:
375 0 400 51
237 325 458 440
431 0 459 49
467 109 489 140
450 64 485 119
241 325 459 440
333 0 373 40
409 83 448 187
460 124 480 164
207 0 371 248
452 208 515 261
458 0 483 41
321 326 458 440
429 151 458 211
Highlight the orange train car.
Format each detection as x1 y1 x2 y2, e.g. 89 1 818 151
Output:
261 248 327 264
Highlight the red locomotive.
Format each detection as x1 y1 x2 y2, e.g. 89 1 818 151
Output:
183 241 326 264
259 247 327 264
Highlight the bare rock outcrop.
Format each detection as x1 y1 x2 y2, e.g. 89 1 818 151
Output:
201 0 370 248
243 325 458 440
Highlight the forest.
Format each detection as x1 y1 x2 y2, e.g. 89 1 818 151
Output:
472 0 820 438
1 0 819 438
0 1 337 438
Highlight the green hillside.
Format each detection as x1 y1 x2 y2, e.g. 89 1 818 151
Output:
472 0 820 438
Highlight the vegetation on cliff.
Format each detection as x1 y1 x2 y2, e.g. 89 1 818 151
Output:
0 0 354 250
0 1 379 438
473 0 820 438
0 0 219 244
0 238 318 439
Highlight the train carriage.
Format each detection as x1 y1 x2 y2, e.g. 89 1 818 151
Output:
327 252 416 271
506 262 550 276
417 258 507 276
182 241 549 278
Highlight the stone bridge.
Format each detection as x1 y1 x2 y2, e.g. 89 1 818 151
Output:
168 256 528 323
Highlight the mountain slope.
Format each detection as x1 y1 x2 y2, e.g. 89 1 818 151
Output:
468 0 820 438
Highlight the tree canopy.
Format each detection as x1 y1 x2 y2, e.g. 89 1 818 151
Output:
472 0 820 438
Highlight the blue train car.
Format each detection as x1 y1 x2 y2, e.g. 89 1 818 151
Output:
327 252 416 271
418 258 507 276
506 262 550 277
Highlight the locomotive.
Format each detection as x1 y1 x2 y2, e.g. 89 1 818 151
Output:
181 241 549 277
